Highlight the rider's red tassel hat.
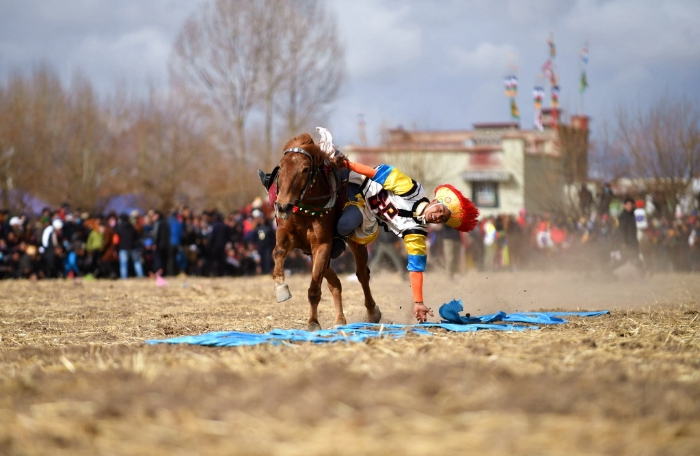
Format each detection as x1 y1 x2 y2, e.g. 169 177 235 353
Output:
434 184 480 232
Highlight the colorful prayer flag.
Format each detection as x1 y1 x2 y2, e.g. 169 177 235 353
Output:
533 86 544 110
510 98 520 120
503 75 518 98
548 36 556 58
580 71 588 93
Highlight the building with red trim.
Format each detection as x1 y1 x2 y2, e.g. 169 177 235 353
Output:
344 110 590 217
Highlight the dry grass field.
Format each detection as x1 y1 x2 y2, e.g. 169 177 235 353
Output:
0 269 699 455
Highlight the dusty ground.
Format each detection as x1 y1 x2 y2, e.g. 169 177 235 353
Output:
0 269 699 455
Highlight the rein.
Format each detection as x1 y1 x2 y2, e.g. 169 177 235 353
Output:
278 147 338 217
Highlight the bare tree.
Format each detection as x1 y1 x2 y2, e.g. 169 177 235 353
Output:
590 121 631 182
275 0 344 139
129 92 209 213
0 66 67 211
616 96 700 216
170 0 271 161
53 74 125 213
0 66 133 213
522 153 567 216
169 0 344 168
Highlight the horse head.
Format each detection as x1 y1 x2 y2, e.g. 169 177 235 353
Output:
274 133 325 220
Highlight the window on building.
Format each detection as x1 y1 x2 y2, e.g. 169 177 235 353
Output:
472 182 499 208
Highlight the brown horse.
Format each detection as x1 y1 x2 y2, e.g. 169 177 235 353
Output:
270 133 381 331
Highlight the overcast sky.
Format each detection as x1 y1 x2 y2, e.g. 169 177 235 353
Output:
1 0 699 146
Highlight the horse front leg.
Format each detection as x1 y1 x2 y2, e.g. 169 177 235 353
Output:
349 241 381 323
272 234 292 302
323 267 346 326
306 243 332 331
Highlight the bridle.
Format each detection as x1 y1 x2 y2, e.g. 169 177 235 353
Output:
275 147 337 217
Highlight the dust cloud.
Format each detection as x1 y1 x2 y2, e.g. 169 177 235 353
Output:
340 269 699 325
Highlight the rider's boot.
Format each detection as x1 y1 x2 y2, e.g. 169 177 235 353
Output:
257 170 272 191
330 236 346 259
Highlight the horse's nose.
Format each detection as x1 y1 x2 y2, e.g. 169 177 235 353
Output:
275 202 294 220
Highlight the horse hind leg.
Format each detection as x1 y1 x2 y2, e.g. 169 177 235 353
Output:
349 241 381 323
324 267 346 326
306 284 322 332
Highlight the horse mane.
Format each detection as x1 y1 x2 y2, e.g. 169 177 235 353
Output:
284 133 327 165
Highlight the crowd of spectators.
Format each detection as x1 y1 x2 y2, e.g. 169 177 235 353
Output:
0 198 310 280
428 195 700 277
0 192 698 281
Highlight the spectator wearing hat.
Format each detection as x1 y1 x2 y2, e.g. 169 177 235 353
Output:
8 216 25 247
41 218 64 278
62 213 77 243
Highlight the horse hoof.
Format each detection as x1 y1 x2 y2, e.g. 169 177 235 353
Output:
307 322 322 332
367 306 382 324
334 316 347 326
275 284 292 302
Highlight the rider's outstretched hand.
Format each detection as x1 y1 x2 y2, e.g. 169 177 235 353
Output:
413 302 434 323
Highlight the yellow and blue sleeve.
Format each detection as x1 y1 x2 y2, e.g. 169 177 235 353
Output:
404 234 427 273
373 164 415 195
406 230 427 303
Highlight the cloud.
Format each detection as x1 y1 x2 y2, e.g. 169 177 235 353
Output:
613 65 653 86
449 42 519 73
77 29 171 72
332 0 423 79
505 0 575 25
0 0 204 93
1 0 699 147
564 0 700 67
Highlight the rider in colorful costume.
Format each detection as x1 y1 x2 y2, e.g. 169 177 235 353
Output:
334 158 479 323
258 127 479 323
